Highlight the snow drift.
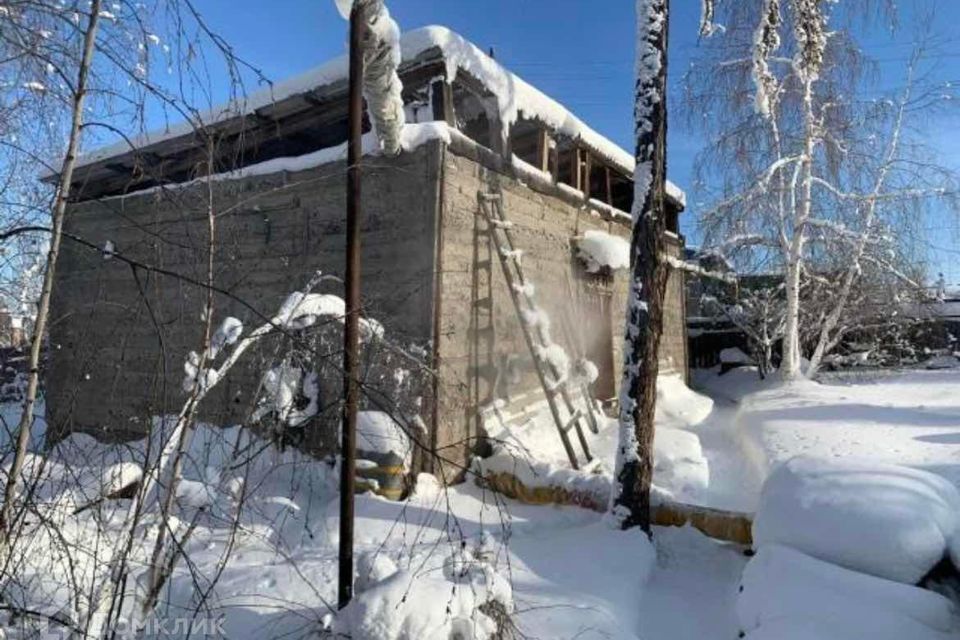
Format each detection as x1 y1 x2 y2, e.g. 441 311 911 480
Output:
738 544 956 639
476 374 714 507
752 455 960 584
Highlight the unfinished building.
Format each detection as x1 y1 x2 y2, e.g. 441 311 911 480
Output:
46 26 688 477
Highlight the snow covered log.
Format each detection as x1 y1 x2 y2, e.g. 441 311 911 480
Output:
480 469 752 544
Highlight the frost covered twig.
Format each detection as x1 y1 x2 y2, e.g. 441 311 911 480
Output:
0 0 104 550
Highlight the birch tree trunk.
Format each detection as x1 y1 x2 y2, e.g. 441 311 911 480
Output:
0 0 103 543
610 0 670 533
780 72 815 380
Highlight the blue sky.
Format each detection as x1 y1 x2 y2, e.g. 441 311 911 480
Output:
187 0 960 286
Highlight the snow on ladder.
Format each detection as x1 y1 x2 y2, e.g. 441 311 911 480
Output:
478 190 593 470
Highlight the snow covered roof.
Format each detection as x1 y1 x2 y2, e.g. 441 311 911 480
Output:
66 25 685 206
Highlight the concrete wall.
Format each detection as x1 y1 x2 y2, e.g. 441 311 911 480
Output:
48 142 443 447
434 148 602 477
661 234 689 378
431 140 689 477
47 134 688 479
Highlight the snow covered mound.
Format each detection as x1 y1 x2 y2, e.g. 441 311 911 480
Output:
753 456 960 584
652 429 709 504
742 615 955 640
476 375 715 508
719 347 751 365
655 373 714 429
738 544 957 639
925 354 960 370
358 410 412 467
338 538 513 640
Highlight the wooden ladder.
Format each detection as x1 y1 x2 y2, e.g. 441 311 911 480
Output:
478 190 593 469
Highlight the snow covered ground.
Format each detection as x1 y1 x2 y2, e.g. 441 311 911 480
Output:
0 413 744 640
695 366 960 510
477 374 721 510
1 366 958 638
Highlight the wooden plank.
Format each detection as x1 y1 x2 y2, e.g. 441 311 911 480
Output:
570 146 581 191
535 128 551 174
430 79 455 126
583 151 592 199
605 165 613 205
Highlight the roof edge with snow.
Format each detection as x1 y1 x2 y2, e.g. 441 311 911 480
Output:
59 26 686 207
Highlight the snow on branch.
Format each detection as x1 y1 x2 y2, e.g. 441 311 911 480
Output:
699 0 725 37
811 176 949 203
663 255 738 284
700 155 800 219
709 234 771 257
860 254 923 290
752 0 782 117
790 0 827 82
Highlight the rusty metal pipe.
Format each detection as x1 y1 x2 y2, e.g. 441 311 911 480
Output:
338 0 366 610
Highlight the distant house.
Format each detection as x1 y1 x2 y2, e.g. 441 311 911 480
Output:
684 250 745 369
46 27 688 476
911 291 960 348
0 311 27 349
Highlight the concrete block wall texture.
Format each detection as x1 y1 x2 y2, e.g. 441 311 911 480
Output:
47 142 442 448
47 135 688 480
432 143 689 476
661 235 689 377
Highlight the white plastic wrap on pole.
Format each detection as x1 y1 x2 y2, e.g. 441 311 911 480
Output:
339 0 406 156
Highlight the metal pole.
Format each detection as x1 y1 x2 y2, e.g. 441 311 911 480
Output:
338 1 365 610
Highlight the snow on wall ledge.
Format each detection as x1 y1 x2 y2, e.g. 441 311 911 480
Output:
103 122 452 200
576 230 630 273
66 25 685 205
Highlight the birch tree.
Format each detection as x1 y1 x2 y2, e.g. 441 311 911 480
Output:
610 0 670 533
0 0 105 545
0 3 267 632
687 1 956 379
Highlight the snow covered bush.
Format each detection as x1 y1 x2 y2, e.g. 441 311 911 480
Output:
248 289 430 456
338 533 515 640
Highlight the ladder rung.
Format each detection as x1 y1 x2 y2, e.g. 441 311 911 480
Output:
561 410 583 433
476 259 492 270
479 186 591 470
